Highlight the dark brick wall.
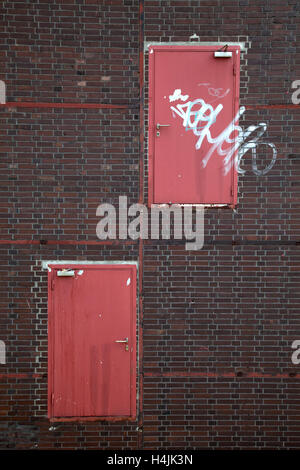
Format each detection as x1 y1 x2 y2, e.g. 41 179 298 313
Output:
1 0 300 450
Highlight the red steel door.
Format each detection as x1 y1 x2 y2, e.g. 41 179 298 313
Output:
48 264 137 419
148 45 240 205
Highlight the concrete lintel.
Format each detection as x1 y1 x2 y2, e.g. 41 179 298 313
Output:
41 260 139 270
145 41 246 52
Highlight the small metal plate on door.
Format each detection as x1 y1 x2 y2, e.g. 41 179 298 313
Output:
57 270 75 277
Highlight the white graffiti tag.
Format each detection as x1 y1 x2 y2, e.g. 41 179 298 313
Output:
0 340 6 364
170 91 277 176
169 88 189 103
198 82 230 100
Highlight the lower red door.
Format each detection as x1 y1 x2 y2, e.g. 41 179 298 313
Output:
48 264 137 420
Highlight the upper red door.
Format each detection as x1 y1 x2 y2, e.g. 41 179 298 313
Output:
48 264 137 420
148 45 240 206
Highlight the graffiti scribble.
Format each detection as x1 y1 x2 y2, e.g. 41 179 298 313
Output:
169 89 189 103
169 90 277 176
198 82 230 100
0 340 6 364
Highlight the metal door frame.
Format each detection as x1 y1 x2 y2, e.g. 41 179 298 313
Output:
146 42 244 208
44 260 139 422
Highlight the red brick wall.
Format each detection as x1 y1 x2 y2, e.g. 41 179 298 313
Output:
1 0 300 450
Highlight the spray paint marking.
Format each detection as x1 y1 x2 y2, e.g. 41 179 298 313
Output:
198 82 230 101
169 89 277 176
169 89 189 103
0 341 6 364
0 81 5 104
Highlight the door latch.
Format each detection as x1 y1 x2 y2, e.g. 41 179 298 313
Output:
156 123 170 137
115 337 129 351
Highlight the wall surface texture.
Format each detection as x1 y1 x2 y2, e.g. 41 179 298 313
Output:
1 0 300 450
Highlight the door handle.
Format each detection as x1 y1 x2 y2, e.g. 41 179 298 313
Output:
115 337 128 343
115 337 129 351
156 123 170 137
156 123 170 130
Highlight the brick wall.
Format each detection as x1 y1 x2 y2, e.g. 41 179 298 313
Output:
1 0 300 450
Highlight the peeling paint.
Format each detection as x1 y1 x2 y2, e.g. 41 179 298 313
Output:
78 270 84 275
127 277 131 286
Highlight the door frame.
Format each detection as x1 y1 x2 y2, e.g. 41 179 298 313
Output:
147 42 244 207
44 260 139 422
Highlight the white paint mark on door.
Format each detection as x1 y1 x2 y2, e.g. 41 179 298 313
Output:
0 81 6 104
169 89 189 103
0 341 6 364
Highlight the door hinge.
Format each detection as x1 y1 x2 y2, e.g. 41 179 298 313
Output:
51 278 55 290
51 393 54 405
233 63 236 76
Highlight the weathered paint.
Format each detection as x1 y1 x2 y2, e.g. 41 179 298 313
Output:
148 45 240 205
0 102 128 109
0 240 136 246
0 373 43 379
1 371 300 381
50 416 137 423
144 372 300 379
48 264 137 419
